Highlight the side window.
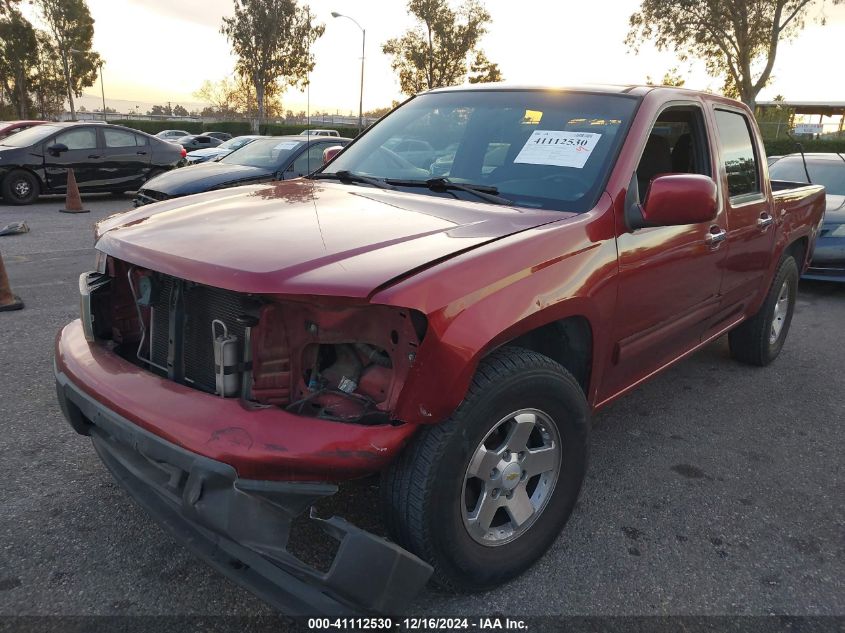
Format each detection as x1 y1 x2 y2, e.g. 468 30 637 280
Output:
103 128 137 148
714 109 760 198
291 144 328 175
55 128 97 150
635 105 711 199
134 133 148 146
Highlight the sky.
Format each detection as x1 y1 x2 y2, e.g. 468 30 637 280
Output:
21 0 845 115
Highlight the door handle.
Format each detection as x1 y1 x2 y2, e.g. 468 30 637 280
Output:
136 151 147 155
757 213 774 229
705 226 727 246
88 154 101 159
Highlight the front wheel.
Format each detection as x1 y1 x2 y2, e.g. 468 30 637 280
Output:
1 170 40 205
729 255 798 366
381 347 589 591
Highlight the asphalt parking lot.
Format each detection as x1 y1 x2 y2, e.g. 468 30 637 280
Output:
0 195 843 618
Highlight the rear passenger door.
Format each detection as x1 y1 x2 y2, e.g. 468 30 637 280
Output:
711 108 776 313
99 128 151 190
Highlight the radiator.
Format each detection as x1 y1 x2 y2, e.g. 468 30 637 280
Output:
146 274 254 395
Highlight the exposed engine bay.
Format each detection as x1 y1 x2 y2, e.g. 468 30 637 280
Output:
88 257 426 424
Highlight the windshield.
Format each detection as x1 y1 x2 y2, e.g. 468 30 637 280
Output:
769 156 845 195
320 89 638 211
219 136 256 151
0 124 61 147
220 137 302 169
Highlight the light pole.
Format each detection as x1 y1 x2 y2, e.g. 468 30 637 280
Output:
69 49 106 121
331 11 365 134
97 60 106 120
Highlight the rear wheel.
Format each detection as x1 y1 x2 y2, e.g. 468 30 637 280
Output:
381 347 589 591
1 170 40 205
729 255 798 366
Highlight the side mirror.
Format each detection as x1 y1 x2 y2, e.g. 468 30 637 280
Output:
47 143 69 156
322 145 344 164
628 174 718 229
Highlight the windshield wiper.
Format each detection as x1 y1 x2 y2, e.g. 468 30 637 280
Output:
386 177 513 206
312 170 396 190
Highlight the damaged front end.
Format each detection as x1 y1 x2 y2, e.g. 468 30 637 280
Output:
61 256 434 613
95 257 427 427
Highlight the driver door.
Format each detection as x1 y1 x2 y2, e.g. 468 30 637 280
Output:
43 127 102 191
599 103 729 402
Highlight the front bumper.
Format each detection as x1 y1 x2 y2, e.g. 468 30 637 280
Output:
55 320 418 481
54 320 431 613
55 365 432 614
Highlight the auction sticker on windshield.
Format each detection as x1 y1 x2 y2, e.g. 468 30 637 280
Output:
273 141 300 150
514 130 602 168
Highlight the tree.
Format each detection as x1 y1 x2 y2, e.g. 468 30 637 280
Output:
30 30 67 119
34 0 100 120
195 74 283 119
148 104 172 116
0 6 38 118
221 0 323 127
467 50 502 84
626 0 841 109
645 67 686 87
195 77 239 117
382 0 501 96
173 104 189 117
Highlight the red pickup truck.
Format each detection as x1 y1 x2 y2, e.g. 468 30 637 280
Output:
55 85 825 614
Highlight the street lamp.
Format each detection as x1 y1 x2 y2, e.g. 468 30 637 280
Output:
331 11 365 134
69 49 106 121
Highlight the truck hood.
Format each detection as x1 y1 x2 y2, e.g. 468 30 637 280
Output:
96 179 570 298
142 161 272 196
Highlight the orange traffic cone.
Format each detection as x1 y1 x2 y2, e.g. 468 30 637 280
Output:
58 168 89 214
0 251 23 312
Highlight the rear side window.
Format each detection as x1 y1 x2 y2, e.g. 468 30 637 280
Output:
103 128 137 148
714 110 760 198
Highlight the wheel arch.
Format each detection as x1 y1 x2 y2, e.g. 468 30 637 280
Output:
786 235 809 270
1 166 45 192
392 300 605 426
494 316 593 397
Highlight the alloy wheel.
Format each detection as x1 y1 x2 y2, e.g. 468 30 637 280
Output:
461 408 562 546
769 279 790 344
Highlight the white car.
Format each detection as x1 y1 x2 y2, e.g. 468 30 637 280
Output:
301 129 340 137
155 129 191 141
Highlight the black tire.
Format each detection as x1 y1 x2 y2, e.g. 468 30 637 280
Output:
381 346 589 591
728 254 799 366
1 169 40 205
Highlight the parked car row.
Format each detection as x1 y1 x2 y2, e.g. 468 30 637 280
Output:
0 122 352 205
135 135 350 205
0 122 185 204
